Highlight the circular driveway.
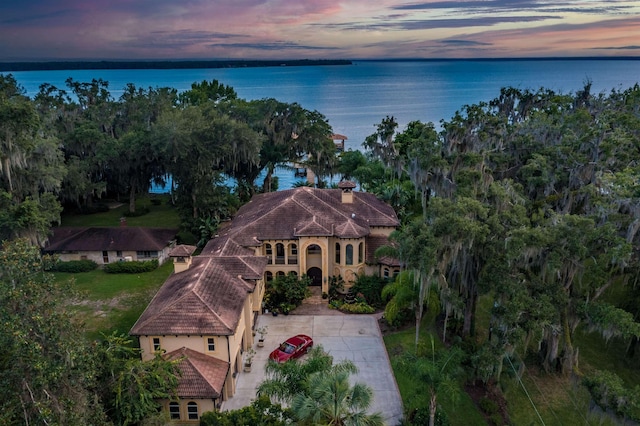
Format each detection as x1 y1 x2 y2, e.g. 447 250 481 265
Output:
222 314 404 425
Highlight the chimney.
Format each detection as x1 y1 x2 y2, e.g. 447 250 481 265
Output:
338 181 356 204
170 245 196 273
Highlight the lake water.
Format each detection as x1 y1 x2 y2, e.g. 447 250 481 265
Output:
5 59 640 189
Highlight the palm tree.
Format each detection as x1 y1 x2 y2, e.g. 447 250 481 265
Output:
290 369 384 426
257 345 355 405
396 337 462 426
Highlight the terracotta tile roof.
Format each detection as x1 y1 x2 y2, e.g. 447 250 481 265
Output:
334 219 369 239
45 227 177 252
130 257 255 336
366 235 400 266
226 187 399 242
170 244 197 257
165 347 228 398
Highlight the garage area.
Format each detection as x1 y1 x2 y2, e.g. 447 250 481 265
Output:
222 314 403 425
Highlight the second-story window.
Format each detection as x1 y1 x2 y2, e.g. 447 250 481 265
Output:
265 244 272 264
276 243 285 264
345 244 353 265
335 242 341 264
288 244 298 264
207 337 215 351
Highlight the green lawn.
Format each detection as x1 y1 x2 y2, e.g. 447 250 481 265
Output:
55 261 173 340
61 194 180 228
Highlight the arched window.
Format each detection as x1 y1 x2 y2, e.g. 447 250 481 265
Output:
288 244 298 264
276 271 285 278
307 244 321 254
383 268 390 279
335 242 341 264
265 271 273 282
290 271 298 277
358 242 364 264
265 244 272 264
345 244 353 265
187 402 199 420
276 243 285 264
169 402 180 420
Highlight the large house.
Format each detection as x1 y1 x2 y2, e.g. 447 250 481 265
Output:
130 183 400 422
44 226 178 265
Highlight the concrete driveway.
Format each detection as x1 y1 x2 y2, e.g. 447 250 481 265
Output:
221 314 404 425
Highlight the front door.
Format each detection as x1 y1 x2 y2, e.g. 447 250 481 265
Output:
307 267 322 286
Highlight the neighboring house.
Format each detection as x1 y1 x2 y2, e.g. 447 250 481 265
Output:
129 183 400 422
44 226 178 265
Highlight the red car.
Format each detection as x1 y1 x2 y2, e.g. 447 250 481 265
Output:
269 334 313 363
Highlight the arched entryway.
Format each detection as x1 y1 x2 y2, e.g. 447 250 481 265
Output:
307 267 322 286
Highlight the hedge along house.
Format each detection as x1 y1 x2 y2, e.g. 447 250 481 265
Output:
129 183 399 421
44 226 178 266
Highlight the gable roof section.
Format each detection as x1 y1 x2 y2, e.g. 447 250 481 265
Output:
130 257 253 336
165 347 228 399
45 227 177 252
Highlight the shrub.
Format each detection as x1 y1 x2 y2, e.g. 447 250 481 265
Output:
479 397 499 415
338 301 375 314
122 207 150 217
104 259 158 274
78 204 110 215
49 259 98 273
350 274 386 308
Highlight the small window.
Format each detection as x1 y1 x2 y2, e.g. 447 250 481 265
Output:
187 401 198 420
345 244 353 265
116 250 123 257
265 271 273 282
335 242 341 264
152 337 161 351
358 242 364 264
207 337 215 351
169 402 180 419
265 244 272 264
383 268 390 279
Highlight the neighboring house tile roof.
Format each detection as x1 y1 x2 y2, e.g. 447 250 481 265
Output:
45 227 177 252
165 347 228 399
170 244 197 257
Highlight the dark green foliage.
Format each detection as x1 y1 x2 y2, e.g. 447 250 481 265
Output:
49 259 98 272
122 206 150 217
264 273 311 311
0 239 109 425
351 274 387 308
199 395 294 426
104 258 158 273
95 333 181 426
583 370 640 422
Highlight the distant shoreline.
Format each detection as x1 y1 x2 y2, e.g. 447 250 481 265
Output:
0 59 352 72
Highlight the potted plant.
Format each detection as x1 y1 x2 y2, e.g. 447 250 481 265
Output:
243 348 256 372
256 326 268 347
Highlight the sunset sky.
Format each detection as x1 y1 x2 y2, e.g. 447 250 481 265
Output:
1 0 640 61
